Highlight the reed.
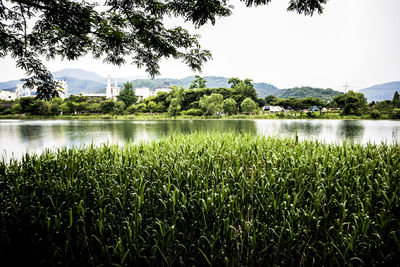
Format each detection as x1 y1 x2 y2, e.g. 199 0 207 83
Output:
1 132 399 265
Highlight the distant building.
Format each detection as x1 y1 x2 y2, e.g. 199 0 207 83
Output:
135 87 151 102
15 83 37 98
14 78 68 99
135 86 171 102
263 106 284 113
0 89 17 100
154 86 171 95
82 75 119 100
106 75 120 100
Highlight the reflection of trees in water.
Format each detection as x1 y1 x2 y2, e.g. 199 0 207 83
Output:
280 121 322 137
19 125 44 143
165 120 257 135
338 121 364 140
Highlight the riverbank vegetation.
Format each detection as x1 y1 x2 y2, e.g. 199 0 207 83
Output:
1 133 399 265
1 78 399 120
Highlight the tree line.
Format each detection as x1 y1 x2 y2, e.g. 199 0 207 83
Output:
1 77 400 119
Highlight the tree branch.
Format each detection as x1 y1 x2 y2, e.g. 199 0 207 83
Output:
18 1 27 55
14 0 51 11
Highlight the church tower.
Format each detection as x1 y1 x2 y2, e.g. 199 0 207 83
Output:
106 75 112 99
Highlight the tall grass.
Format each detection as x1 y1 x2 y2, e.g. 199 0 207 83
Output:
1 132 399 265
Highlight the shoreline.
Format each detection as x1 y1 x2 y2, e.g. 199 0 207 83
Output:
0 113 396 121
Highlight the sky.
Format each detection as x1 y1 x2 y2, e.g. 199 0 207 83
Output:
0 0 399 91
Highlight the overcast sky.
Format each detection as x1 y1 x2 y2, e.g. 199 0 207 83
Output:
0 0 399 91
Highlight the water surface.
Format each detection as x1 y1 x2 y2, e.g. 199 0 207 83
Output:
1 119 399 160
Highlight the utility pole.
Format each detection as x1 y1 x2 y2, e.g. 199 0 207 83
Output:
342 84 350 93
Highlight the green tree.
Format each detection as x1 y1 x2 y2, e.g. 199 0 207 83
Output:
59 103 70 114
168 86 185 116
333 91 368 115
392 91 400 108
264 95 278 105
189 75 207 89
11 104 22 114
168 98 181 117
375 100 393 116
256 98 265 107
147 101 158 113
228 78 242 88
154 92 169 108
88 103 101 114
233 79 258 110
199 93 223 115
155 102 167 113
1 1 326 99
118 82 138 107
222 98 237 115
76 102 87 114
19 97 36 113
66 101 78 114
114 101 126 114
241 98 258 114
100 100 115 114
30 100 50 115
136 103 147 113
126 104 137 114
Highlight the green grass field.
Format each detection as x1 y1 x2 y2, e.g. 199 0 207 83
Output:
1 133 399 265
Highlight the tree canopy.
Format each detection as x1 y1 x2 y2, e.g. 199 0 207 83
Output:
1 0 328 99
117 82 137 107
333 91 368 116
189 75 207 89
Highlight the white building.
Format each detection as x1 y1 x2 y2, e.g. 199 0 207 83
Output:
14 78 68 99
0 89 17 101
82 75 119 100
106 75 120 100
135 87 151 102
154 86 171 95
135 86 171 102
15 83 37 98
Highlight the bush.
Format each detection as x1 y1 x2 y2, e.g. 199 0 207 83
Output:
391 109 400 119
11 103 22 114
369 108 381 119
183 108 203 116
126 104 137 114
306 111 316 118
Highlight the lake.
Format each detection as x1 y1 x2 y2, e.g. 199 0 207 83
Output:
1 119 400 160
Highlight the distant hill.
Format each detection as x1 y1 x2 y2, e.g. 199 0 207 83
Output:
358 81 400 102
0 79 22 91
274 87 342 101
55 76 106 95
53 69 106 83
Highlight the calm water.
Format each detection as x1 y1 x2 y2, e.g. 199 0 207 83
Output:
1 119 399 160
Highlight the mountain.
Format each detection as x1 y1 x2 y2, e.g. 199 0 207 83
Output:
254 83 279 98
53 69 106 83
274 87 342 101
358 81 400 102
55 76 106 95
0 79 22 91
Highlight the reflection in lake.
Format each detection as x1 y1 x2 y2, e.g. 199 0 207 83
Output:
1 119 399 160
